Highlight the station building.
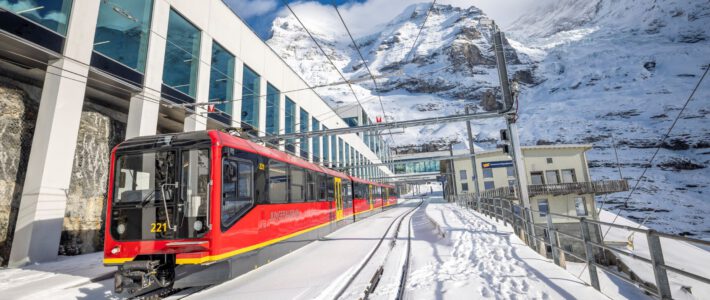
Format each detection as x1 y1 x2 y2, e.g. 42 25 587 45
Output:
446 144 628 258
0 0 394 266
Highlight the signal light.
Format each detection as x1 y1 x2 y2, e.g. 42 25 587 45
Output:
207 104 216 113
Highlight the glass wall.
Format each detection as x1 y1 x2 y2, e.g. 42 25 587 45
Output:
284 97 296 153
265 83 280 135
344 143 350 168
1 0 73 35
241 65 260 129
208 42 235 118
393 160 440 174
312 118 320 162
163 9 201 98
94 0 152 72
322 127 329 164
338 138 344 168
331 135 337 167
299 108 309 159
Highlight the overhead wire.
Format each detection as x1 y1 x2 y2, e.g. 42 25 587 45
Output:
331 1 394 145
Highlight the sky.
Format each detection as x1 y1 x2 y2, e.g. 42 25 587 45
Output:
224 0 549 40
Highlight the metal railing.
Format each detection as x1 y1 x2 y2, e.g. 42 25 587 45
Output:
528 180 629 197
453 193 710 300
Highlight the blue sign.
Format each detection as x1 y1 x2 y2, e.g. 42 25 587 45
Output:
481 160 513 169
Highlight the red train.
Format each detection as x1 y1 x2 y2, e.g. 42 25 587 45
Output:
103 130 397 295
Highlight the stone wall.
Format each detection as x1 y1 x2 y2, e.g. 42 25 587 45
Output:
0 82 37 266
0 77 125 264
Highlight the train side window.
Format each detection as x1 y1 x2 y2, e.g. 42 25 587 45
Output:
269 161 289 203
222 159 253 227
306 170 317 202
290 166 305 202
344 180 352 208
318 174 327 201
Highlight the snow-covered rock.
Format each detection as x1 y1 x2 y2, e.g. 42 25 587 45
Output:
266 1 710 239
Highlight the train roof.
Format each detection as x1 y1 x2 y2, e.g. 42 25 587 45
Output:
114 130 393 187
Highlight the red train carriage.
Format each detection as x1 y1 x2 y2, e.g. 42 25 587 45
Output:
103 130 398 295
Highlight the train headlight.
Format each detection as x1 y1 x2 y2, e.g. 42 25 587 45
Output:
111 246 120 254
194 220 203 231
117 223 126 235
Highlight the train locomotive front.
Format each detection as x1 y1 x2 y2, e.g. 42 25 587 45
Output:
104 132 218 295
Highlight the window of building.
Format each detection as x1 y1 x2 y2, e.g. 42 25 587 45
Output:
530 172 544 185
561 169 577 183
322 126 329 163
484 181 495 190
284 97 296 153
312 118 320 162
575 197 588 216
299 108 309 159
338 138 345 167
506 166 515 177
208 42 234 119
344 143 350 167
538 199 549 217
482 167 493 178
265 83 280 135
331 135 337 167
545 170 560 184
290 167 305 202
461 183 469 192
1 0 73 35
94 0 153 72
546 158 553 164
268 161 288 203
221 159 253 227
459 170 467 180
163 9 201 98
241 65 260 129
508 179 516 187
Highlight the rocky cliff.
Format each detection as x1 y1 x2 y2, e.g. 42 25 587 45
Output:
0 77 125 264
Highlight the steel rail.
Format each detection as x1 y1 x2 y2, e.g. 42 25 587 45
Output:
333 200 423 300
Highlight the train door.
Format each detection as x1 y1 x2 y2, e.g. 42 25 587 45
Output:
368 184 374 210
385 188 389 207
335 177 343 220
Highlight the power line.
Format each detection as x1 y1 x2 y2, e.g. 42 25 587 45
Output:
331 1 394 145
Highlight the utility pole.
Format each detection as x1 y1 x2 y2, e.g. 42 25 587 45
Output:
465 107 481 197
492 21 537 247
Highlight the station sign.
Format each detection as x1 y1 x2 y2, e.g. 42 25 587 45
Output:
481 160 513 169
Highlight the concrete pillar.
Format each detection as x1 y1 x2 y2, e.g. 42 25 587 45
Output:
126 0 169 138
231 59 244 128
257 78 267 137
9 0 100 267
184 33 212 132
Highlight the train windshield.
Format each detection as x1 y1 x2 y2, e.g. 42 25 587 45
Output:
111 148 210 240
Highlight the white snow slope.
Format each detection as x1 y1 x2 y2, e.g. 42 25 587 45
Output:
266 0 710 240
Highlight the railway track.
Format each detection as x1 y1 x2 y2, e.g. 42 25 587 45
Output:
333 199 424 300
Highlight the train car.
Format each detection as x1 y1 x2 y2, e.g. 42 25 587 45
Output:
103 130 396 295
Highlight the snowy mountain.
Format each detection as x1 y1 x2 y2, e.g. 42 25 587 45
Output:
266 1 710 239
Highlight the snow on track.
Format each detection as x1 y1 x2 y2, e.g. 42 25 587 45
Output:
407 197 609 300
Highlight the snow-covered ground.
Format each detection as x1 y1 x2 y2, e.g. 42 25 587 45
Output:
3 194 706 299
408 198 611 299
0 252 113 299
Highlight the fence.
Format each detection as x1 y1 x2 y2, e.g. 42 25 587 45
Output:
452 193 710 300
